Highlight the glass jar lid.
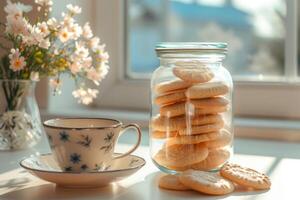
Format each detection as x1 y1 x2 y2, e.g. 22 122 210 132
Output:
155 42 227 57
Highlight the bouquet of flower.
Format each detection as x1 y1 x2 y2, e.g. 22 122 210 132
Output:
0 0 109 105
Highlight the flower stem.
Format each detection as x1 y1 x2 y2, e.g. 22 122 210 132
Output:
2 82 11 111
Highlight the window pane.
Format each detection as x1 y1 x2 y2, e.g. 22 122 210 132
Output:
127 0 286 77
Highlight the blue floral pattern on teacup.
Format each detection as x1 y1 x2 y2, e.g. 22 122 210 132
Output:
77 135 92 148
59 131 70 142
100 132 115 153
70 153 81 164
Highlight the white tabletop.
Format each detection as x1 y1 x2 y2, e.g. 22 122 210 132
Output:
1 134 300 200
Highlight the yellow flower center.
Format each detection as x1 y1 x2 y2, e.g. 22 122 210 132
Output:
62 32 68 39
15 60 21 68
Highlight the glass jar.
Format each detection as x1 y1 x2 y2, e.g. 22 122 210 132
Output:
150 43 233 173
0 80 42 150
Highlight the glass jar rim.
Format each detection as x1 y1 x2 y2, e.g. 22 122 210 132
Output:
155 42 227 56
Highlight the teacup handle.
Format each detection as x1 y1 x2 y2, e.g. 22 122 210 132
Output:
113 124 142 159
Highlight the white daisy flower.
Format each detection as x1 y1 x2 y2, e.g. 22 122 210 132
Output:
39 38 50 49
86 68 103 85
35 0 53 7
82 22 93 39
66 4 82 15
95 62 109 78
69 62 81 74
72 88 98 105
75 41 89 58
69 23 82 40
94 44 109 63
47 17 59 29
5 0 31 19
72 88 85 98
9 48 26 72
30 26 44 44
61 13 74 28
5 1 22 21
82 56 92 69
89 37 100 52
37 22 49 36
99 51 109 63
5 17 29 35
58 28 71 43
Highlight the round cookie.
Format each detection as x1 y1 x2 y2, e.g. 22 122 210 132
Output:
160 101 228 117
173 64 214 83
154 144 208 168
155 79 192 94
151 114 223 132
186 81 229 99
188 97 229 108
159 174 190 191
155 90 186 106
166 131 219 146
191 149 230 171
178 169 235 195
160 102 187 117
178 121 224 136
192 106 228 116
189 114 224 127
151 130 178 139
166 149 230 171
204 129 232 149
220 163 271 190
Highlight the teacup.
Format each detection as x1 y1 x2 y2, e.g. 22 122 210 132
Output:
43 118 141 172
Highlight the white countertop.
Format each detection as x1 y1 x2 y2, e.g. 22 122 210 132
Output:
1 132 300 200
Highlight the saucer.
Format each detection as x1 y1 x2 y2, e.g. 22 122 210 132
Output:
20 153 146 188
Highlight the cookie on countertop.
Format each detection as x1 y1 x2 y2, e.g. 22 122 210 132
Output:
159 174 191 191
178 169 235 195
220 163 271 190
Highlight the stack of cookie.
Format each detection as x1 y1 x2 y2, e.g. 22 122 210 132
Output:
151 61 232 171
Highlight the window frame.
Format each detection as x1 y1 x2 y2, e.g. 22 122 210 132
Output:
94 0 299 119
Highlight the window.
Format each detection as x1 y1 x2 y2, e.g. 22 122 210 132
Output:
127 0 286 78
93 0 298 120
